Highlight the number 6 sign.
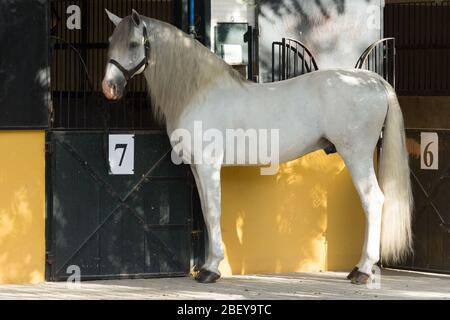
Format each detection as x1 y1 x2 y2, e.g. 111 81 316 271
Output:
420 132 438 170
109 134 135 175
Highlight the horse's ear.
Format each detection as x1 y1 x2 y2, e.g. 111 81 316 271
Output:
105 9 122 26
131 9 141 26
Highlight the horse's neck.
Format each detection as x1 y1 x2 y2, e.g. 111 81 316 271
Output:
143 18 243 124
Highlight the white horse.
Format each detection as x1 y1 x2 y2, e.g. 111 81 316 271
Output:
102 10 413 284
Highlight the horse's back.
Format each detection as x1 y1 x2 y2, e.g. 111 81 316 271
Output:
244 68 389 128
174 68 389 165
247 68 390 156
301 69 389 150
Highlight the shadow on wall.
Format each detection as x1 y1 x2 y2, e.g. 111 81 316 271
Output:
0 132 45 284
258 0 381 81
219 151 365 275
259 0 348 33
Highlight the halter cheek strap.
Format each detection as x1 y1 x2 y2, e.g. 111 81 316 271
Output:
108 24 150 81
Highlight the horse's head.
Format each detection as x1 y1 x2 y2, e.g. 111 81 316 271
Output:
102 9 150 100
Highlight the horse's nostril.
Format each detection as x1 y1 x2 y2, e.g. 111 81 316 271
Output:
106 80 117 92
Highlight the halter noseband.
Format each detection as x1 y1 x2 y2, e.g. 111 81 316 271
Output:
108 24 150 81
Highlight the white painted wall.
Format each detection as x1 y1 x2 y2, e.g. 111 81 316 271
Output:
258 0 384 82
212 0 248 23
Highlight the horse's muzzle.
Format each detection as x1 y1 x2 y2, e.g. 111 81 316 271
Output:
102 79 123 100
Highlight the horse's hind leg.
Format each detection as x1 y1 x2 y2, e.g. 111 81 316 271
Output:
190 165 206 273
337 150 385 285
191 163 224 283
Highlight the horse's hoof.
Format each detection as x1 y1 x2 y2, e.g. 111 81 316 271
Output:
346 267 359 280
350 270 371 285
190 265 201 278
194 268 221 283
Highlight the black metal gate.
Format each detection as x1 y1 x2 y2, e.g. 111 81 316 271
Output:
271 38 318 82
355 38 396 88
46 0 204 281
382 3 450 273
388 129 450 274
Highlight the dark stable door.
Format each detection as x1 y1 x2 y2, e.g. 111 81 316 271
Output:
46 131 197 280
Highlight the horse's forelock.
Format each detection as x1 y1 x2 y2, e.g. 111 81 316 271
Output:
109 17 135 57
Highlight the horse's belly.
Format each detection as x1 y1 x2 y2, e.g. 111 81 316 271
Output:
172 82 326 167
220 129 325 166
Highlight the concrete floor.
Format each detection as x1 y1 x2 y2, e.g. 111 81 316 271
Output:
0 269 449 300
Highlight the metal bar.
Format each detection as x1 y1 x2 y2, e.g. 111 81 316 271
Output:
278 43 281 81
294 42 298 76
302 47 305 74
385 41 389 82
45 132 56 280
281 38 286 80
122 149 173 200
271 42 275 82
67 32 71 128
247 26 253 81
393 38 396 90
288 39 292 78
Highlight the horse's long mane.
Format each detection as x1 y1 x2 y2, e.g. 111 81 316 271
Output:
143 17 246 123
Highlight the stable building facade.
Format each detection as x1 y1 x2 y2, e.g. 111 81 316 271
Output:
0 0 448 284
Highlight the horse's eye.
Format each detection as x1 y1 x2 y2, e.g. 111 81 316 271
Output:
129 42 139 49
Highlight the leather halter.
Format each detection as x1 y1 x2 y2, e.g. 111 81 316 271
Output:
108 24 150 81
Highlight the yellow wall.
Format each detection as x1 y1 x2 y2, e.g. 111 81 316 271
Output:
219 151 366 275
0 131 45 284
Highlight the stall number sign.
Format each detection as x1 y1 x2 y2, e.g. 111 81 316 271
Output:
109 134 135 175
421 132 439 170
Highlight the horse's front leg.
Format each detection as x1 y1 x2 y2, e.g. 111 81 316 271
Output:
191 163 224 283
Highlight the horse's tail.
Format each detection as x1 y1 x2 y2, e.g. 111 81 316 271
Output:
378 81 413 264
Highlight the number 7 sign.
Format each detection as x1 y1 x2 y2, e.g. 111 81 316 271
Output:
420 132 439 170
109 134 135 175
